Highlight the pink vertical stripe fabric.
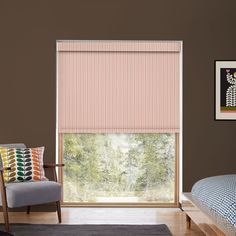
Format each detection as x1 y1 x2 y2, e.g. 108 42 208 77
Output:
57 41 181 133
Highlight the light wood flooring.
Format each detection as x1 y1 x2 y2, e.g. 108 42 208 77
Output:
1 208 204 235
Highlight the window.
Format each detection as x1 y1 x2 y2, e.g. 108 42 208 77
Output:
62 133 176 204
57 41 181 206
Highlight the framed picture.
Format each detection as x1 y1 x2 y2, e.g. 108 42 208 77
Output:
215 60 236 120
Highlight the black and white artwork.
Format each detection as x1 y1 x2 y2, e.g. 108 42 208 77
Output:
215 61 236 120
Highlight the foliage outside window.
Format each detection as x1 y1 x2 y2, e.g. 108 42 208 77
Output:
63 133 175 203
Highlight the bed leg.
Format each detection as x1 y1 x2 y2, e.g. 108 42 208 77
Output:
186 214 191 229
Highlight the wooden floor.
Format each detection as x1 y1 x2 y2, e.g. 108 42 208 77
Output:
2 208 204 236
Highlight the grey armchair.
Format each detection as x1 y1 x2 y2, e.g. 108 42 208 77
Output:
0 143 64 232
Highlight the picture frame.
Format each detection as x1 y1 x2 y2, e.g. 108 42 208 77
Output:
215 60 236 120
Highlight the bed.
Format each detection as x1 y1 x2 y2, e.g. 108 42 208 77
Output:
181 175 236 236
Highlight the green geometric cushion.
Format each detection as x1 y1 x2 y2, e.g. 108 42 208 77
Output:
0 147 47 183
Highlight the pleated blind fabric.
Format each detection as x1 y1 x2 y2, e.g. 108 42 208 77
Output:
57 41 181 133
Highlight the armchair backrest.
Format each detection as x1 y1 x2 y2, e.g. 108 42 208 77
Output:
0 144 26 148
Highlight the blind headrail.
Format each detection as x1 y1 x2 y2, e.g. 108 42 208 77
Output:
57 40 181 52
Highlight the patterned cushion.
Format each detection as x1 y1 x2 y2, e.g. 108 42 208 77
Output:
0 147 47 183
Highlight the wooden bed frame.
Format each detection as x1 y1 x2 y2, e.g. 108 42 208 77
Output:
181 193 235 236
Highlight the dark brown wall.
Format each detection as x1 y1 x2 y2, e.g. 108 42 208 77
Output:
0 0 236 192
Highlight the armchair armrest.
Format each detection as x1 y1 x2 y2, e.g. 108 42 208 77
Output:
43 163 64 168
43 163 64 182
0 167 10 193
0 167 11 172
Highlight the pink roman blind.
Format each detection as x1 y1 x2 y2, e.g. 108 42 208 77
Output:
57 41 181 133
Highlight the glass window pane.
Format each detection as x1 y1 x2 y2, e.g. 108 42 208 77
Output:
63 133 175 203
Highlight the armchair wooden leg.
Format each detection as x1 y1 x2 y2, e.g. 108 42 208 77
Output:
2 202 9 232
27 206 31 214
0 173 10 232
56 201 61 223
186 214 191 229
